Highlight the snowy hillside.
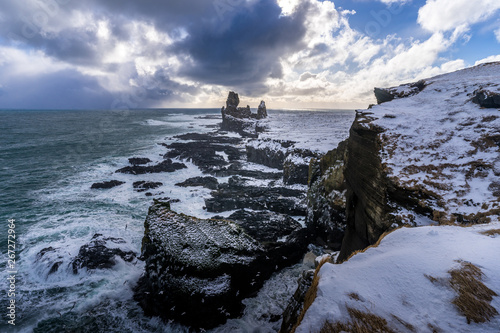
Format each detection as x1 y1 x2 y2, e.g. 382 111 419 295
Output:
296 222 500 333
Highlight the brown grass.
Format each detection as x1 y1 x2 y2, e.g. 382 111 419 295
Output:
481 229 500 236
348 293 361 301
290 256 333 333
320 307 395 333
449 261 498 324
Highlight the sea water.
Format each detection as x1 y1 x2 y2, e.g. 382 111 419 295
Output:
0 108 354 332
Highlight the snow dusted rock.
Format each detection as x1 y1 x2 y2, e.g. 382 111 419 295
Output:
471 88 500 108
283 150 317 185
338 62 500 261
246 138 294 169
135 199 310 329
374 79 426 104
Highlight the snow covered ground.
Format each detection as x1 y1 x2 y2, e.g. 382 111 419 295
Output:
297 221 500 333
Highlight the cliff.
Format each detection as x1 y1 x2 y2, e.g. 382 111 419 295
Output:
288 62 500 332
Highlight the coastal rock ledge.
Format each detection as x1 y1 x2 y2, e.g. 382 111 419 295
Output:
134 199 308 329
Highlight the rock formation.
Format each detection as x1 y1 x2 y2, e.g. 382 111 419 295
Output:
220 91 267 136
134 199 309 329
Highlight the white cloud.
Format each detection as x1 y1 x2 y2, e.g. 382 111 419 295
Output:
495 28 500 43
474 54 500 66
418 0 500 32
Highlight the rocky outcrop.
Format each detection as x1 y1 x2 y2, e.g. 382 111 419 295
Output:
374 79 426 104
246 139 293 169
116 159 187 174
128 157 152 165
91 180 125 189
133 181 163 192
220 91 268 136
306 140 348 250
471 88 500 108
134 200 309 330
71 234 136 274
175 176 219 190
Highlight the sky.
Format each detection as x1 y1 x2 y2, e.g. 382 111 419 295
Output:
0 0 499 110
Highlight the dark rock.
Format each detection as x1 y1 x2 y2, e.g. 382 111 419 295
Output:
116 159 187 175
174 132 242 145
307 140 348 250
283 150 318 185
163 141 242 173
134 200 309 330
212 163 283 179
280 269 315 333
91 180 125 189
133 181 163 192
472 89 500 108
36 247 64 276
246 139 294 169
175 176 219 190
205 183 306 215
217 209 302 242
128 157 152 165
374 80 426 104
71 234 136 274
220 91 268 136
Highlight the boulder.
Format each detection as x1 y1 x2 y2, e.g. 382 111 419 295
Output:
71 234 136 274
116 159 187 175
133 181 163 192
175 176 219 190
471 89 500 108
134 200 309 329
91 180 125 189
128 157 152 165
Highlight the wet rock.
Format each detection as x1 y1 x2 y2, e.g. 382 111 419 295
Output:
246 139 294 169
133 181 163 192
163 141 242 173
472 89 500 108
71 234 136 274
36 247 64 276
128 157 152 165
175 176 219 190
280 269 315 333
116 159 187 175
212 163 283 179
214 209 302 242
91 180 125 189
205 183 306 215
134 200 309 330
174 132 242 145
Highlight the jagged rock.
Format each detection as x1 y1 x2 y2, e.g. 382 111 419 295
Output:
173 132 243 144
283 150 317 185
246 139 295 169
471 89 500 108
306 140 348 250
205 183 306 215
133 181 163 192
175 176 219 190
163 141 242 173
128 157 152 165
134 200 309 329
220 91 268 136
280 269 315 333
91 180 125 189
36 246 64 276
71 234 136 274
374 79 426 104
213 163 283 179
116 159 187 174
213 209 302 242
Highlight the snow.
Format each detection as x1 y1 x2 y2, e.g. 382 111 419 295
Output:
296 221 500 333
370 62 500 221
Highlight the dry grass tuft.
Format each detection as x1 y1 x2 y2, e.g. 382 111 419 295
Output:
348 292 361 301
481 229 500 237
391 314 416 332
320 307 395 333
449 261 498 324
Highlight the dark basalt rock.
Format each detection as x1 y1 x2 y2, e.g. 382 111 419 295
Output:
220 91 268 136
91 180 125 189
116 159 187 175
128 157 152 165
214 209 302 242
212 163 283 179
163 141 242 173
205 183 306 215
174 132 242 145
280 269 315 333
283 149 318 185
133 181 163 192
71 234 136 274
246 139 295 170
472 89 500 108
175 176 219 190
134 201 309 330
36 246 64 276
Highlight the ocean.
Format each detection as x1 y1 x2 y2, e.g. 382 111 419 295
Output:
0 108 354 332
